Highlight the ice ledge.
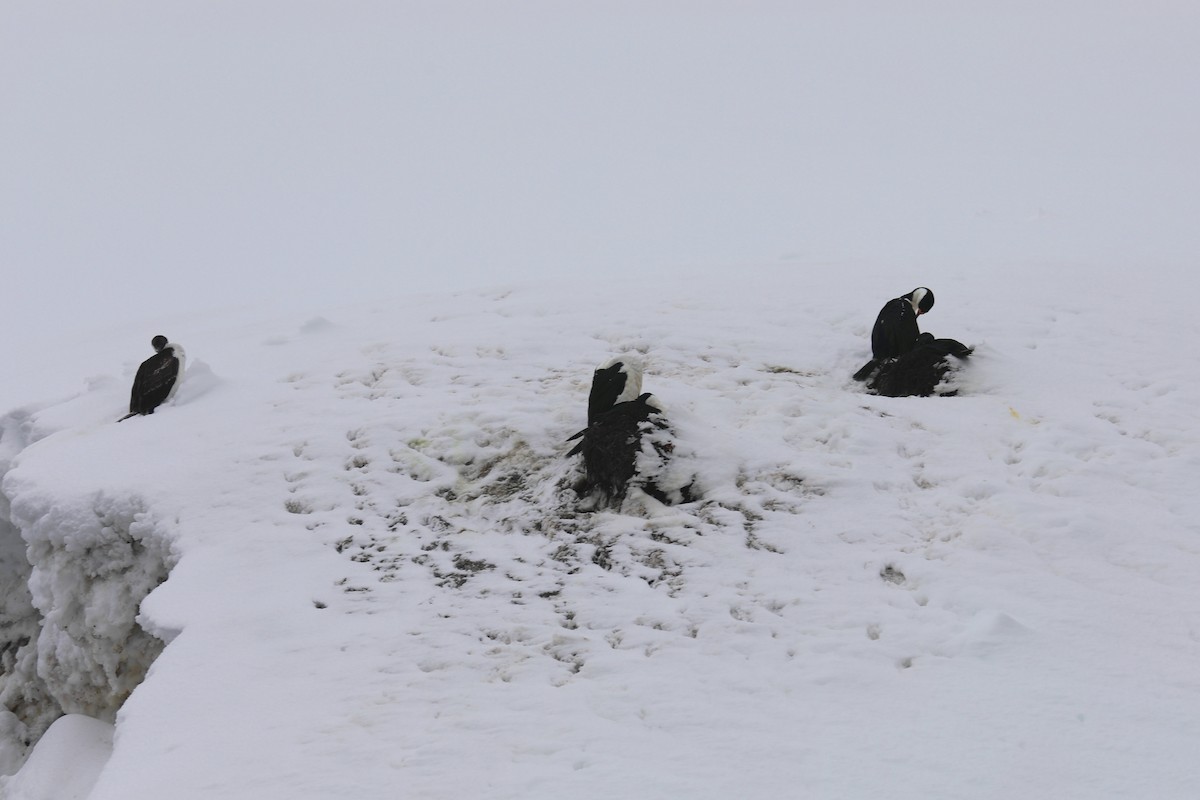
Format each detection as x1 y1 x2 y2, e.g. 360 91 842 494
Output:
0 408 177 778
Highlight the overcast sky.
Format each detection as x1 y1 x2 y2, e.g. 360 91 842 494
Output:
3 1 1198 354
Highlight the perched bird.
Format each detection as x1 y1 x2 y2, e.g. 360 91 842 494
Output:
567 358 692 509
854 287 936 382
121 335 186 420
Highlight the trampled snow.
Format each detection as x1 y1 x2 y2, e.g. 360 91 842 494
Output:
2 262 1199 799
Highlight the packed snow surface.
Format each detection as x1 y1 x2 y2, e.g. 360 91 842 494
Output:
2 263 1199 799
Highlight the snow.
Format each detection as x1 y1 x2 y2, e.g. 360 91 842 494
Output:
0 261 1199 799
0 715 111 800
2 3 1200 798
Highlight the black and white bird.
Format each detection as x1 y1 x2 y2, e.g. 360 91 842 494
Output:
867 287 934 362
121 335 186 420
584 356 644 426
851 287 972 396
566 357 692 509
854 287 936 382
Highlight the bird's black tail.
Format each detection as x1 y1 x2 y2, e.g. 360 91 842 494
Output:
852 359 880 382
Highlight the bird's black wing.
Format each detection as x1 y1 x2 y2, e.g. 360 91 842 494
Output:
129 351 180 414
931 338 973 360
570 396 659 504
870 299 921 360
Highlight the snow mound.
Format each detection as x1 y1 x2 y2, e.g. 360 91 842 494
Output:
0 714 112 800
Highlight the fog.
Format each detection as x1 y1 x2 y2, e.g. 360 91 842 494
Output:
3 1 1198 350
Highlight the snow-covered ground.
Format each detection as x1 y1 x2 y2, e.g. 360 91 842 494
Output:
2 261 1199 799
4 3 1200 797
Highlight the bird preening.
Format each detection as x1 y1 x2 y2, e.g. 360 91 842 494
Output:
853 287 972 397
582 357 644 427
119 335 186 421
870 287 935 363
567 357 695 510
